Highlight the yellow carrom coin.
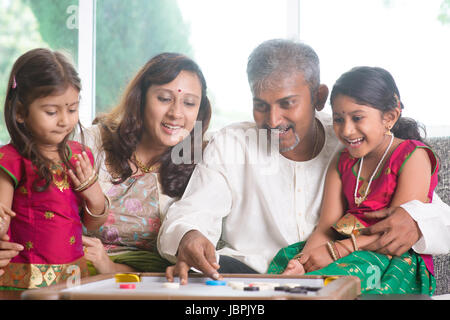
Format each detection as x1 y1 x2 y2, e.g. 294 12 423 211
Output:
115 273 141 283
324 276 339 286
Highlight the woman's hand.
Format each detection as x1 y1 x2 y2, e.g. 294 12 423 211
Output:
0 202 15 221
82 236 116 274
0 203 15 238
0 234 23 276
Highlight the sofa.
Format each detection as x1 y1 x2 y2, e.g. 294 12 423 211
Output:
428 137 450 296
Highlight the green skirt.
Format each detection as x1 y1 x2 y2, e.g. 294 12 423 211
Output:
87 250 173 276
267 241 435 295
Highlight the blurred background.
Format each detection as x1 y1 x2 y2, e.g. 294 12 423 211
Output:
1 0 449 144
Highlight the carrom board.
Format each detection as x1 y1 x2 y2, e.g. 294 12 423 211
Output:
21 273 361 300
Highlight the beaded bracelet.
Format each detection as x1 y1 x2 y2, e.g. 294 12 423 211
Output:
84 195 111 218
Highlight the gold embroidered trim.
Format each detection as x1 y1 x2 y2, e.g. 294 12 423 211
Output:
332 213 365 236
0 257 88 289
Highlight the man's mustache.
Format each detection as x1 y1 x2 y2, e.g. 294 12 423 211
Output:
262 123 295 132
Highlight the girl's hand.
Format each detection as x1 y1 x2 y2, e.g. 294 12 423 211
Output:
282 258 305 275
82 236 116 274
300 244 335 272
67 151 97 197
67 152 105 220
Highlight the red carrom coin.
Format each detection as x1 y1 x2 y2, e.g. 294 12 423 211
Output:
119 283 136 289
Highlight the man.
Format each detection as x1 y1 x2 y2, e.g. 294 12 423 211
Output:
157 39 450 284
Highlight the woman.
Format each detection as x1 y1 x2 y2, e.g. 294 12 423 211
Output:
80 52 212 274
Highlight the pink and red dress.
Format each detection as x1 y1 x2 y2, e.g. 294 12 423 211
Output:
0 141 92 288
268 139 438 294
336 139 439 274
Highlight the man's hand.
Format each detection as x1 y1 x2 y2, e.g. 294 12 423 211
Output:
0 234 23 276
361 207 421 256
165 230 220 285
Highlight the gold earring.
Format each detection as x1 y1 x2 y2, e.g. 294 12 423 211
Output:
385 125 392 136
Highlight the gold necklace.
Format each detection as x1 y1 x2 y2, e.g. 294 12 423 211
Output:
354 134 394 206
133 154 160 173
50 162 70 192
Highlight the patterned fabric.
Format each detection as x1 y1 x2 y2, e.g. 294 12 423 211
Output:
86 250 172 275
0 257 88 289
268 241 435 295
427 137 449 205
0 141 92 289
427 137 450 295
84 172 162 254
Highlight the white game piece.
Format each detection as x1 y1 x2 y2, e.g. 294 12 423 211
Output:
285 283 300 288
232 283 246 290
249 282 276 291
228 281 245 290
162 282 180 289
228 281 244 287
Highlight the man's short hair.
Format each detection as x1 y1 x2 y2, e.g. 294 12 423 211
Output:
247 39 320 97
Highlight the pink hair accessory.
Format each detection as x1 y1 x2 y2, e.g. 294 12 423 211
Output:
12 76 17 89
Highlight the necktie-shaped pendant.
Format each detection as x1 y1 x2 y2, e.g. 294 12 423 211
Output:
355 196 365 206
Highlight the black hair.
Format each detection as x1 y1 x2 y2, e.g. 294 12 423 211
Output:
330 66 425 141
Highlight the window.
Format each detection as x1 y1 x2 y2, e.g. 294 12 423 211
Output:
0 0 79 143
298 0 450 137
92 0 291 131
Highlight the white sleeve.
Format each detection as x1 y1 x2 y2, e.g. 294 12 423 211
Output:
157 136 233 263
400 195 450 255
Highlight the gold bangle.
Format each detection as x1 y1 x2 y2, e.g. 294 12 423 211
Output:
333 241 342 259
78 174 98 192
293 252 304 261
74 172 98 192
326 241 338 261
84 195 110 218
350 233 359 251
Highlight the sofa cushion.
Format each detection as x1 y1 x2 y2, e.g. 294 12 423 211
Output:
426 137 449 295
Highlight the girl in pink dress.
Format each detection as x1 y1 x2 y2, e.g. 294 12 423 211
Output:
268 66 438 295
0 49 108 289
